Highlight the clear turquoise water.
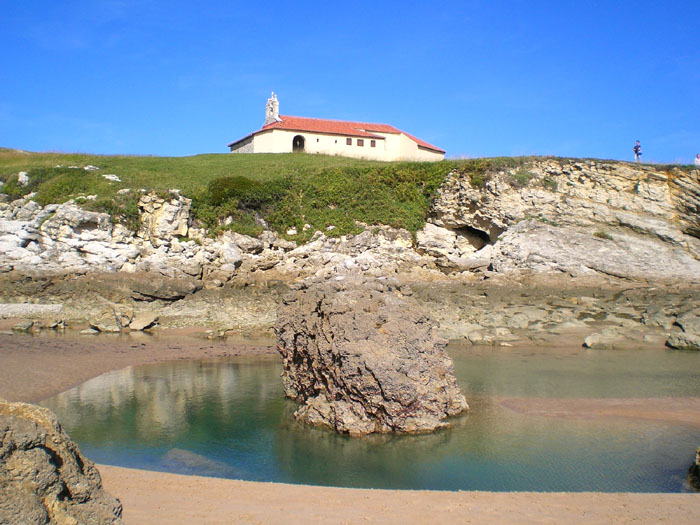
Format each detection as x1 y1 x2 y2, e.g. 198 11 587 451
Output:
41 345 700 492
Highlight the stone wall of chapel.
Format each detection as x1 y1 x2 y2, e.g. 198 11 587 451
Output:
229 135 254 153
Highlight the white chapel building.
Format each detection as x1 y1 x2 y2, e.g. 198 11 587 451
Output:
227 93 445 162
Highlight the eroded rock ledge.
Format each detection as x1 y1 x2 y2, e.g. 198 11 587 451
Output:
0 399 123 524
275 276 468 435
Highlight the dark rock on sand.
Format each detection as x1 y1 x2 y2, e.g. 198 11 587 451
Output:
666 313 700 351
0 399 123 524
11 320 34 333
666 332 700 351
688 446 700 491
275 276 468 436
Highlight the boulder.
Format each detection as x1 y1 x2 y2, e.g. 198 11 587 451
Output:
129 313 158 331
583 329 626 349
0 399 122 524
11 320 34 333
666 313 700 351
129 275 203 301
666 332 700 351
89 310 122 333
275 276 468 435
222 231 264 254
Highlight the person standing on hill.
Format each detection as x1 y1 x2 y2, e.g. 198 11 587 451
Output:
695 153 700 167
633 140 642 162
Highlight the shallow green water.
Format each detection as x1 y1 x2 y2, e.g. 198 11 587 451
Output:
41 345 700 492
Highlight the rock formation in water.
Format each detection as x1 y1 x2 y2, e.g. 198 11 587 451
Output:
275 276 468 435
0 399 123 524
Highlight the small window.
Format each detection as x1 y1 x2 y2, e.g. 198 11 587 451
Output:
357 139 364 147
370 140 376 148
335 139 338 144
346 138 352 145
316 138 319 142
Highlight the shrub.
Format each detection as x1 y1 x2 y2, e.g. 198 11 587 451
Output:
469 172 485 188
0 174 25 199
206 176 260 206
192 176 291 233
86 193 141 232
593 231 613 240
511 169 535 188
538 216 560 227
32 168 118 206
205 176 290 208
542 176 557 191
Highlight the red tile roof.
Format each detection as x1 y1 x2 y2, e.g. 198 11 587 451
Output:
228 115 444 153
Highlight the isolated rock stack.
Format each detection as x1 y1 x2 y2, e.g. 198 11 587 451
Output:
0 399 123 524
275 276 468 435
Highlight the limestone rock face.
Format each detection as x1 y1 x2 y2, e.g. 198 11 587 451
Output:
275 276 468 435
0 399 123 524
489 220 700 280
138 190 191 243
427 160 700 278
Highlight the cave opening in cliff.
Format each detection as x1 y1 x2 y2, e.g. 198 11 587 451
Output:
454 225 493 250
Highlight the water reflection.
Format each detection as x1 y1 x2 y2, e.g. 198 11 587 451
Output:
41 347 700 492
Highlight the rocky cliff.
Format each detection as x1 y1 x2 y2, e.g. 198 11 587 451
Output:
0 399 122 524
1 158 698 284
422 159 700 279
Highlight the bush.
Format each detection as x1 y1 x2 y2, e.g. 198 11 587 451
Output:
86 193 141 232
205 176 289 208
206 176 260 206
542 176 557 191
0 174 25 199
511 169 535 188
30 168 118 206
594 231 613 240
193 176 291 233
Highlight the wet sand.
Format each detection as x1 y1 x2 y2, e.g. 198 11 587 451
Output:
501 396 700 428
0 330 275 404
1 331 699 523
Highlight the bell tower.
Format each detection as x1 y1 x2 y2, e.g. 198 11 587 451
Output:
264 92 280 126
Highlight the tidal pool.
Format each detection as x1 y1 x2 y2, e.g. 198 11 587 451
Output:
41 345 700 492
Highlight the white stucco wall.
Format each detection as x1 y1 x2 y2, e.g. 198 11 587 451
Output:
397 133 444 162
247 129 443 161
252 129 388 160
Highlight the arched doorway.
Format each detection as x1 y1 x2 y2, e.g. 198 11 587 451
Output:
292 135 305 153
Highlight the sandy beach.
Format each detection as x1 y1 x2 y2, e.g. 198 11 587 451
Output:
1 331 699 523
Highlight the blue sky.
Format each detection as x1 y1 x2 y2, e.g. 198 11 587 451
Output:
1 1 698 163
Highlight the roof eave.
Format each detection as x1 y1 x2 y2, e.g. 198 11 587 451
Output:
227 132 255 148
417 144 446 154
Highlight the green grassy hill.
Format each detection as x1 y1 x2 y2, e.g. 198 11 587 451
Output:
0 150 526 240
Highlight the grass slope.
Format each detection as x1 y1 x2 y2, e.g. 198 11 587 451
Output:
0 150 551 240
